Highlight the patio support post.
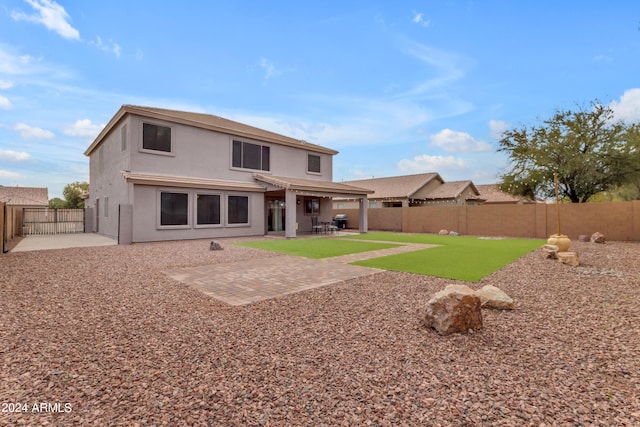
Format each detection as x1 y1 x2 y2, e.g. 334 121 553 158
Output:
359 196 368 233
285 189 297 239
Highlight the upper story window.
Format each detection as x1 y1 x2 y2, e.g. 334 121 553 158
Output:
232 140 270 171
307 154 321 174
121 124 128 151
143 123 172 153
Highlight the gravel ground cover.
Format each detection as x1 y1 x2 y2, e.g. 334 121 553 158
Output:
1 237 639 426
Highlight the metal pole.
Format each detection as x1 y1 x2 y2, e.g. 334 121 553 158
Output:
554 173 561 235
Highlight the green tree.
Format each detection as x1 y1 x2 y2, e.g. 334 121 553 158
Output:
62 181 89 208
48 197 66 208
498 102 639 203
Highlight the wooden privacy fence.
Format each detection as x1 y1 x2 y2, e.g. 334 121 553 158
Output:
22 208 85 235
336 200 640 241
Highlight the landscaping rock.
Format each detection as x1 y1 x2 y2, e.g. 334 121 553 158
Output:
578 235 590 242
438 229 449 235
591 232 606 244
542 244 559 259
448 231 460 236
558 251 580 266
422 285 483 334
210 241 224 250
476 285 515 310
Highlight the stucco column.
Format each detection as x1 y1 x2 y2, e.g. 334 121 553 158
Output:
285 189 297 239
359 196 368 234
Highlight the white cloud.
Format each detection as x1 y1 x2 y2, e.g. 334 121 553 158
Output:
0 149 32 161
0 80 14 90
397 154 467 174
609 88 640 123
63 119 104 138
430 129 492 153
13 123 55 140
0 170 21 179
488 119 511 139
90 36 121 58
11 0 80 40
397 41 468 97
412 12 431 28
0 95 12 109
259 58 282 81
0 47 39 75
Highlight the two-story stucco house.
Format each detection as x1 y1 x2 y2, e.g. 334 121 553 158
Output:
84 105 371 243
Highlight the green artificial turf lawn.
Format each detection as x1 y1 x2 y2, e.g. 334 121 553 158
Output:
346 232 545 282
236 237 401 259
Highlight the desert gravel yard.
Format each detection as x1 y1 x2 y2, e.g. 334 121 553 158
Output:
1 237 639 426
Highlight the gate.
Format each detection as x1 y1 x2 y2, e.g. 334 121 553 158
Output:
22 208 85 235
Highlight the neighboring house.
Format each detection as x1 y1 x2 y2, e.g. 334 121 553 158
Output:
0 186 48 208
334 173 482 208
421 180 483 206
84 105 372 242
475 184 537 204
334 173 444 208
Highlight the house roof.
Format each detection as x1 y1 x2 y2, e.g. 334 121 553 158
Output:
426 180 480 200
340 173 442 200
475 184 531 203
122 171 266 192
0 186 48 206
85 105 338 156
254 174 373 197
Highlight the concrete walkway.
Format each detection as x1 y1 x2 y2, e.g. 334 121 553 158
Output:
11 233 117 252
165 241 436 306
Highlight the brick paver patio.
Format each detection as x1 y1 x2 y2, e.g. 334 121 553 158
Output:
164 241 435 305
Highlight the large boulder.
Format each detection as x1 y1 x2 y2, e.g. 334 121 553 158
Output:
578 235 590 242
422 285 483 334
475 285 515 310
591 232 606 244
542 244 559 259
558 251 580 266
438 229 449 235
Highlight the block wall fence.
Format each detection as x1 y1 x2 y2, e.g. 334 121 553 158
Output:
336 200 640 241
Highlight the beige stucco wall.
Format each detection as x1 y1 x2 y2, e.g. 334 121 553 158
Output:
88 113 336 242
127 114 333 183
87 119 132 239
131 185 265 242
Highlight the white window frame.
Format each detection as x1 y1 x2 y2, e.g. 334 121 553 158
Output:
307 153 321 175
194 192 223 229
140 122 175 157
230 139 270 172
226 193 250 227
157 189 191 229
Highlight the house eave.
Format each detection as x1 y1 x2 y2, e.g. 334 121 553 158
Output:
121 171 267 192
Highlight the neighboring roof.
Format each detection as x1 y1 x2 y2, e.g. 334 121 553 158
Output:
426 180 480 200
0 186 48 206
340 173 442 200
475 184 530 204
122 171 266 192
85 105 338 156
254 174 373 197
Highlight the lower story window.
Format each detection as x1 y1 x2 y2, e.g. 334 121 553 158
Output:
197 194 221 225
228 195 249 224
160 192 189 226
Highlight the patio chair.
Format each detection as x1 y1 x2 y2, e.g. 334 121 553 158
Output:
311 216 322 234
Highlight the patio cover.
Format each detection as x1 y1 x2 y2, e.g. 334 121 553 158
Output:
254 174 373 238
253 174 373 198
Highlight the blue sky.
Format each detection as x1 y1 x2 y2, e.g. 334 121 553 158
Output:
1 1 639 199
